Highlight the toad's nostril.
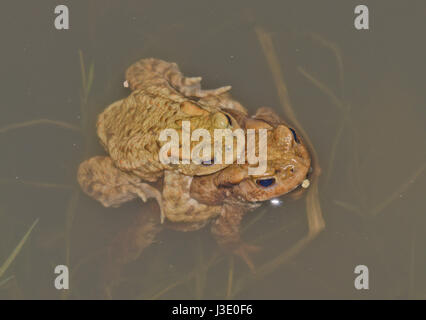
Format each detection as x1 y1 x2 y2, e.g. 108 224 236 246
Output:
256 178 276 187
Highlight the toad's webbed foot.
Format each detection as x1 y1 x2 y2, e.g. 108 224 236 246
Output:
227 242 261 273
211 204 260 272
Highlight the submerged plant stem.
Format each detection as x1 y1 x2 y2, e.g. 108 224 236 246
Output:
297 65 348 186
0 119 81 134
194 238 206 299
62 51 95 299
298 33 348 187
0 178 73 190
255 26 325 232
371 162 426 216
308 32 345 95
0 218 39 278
0 275 15 288
298 67 344 111
226 257 234 299
333 200 362 215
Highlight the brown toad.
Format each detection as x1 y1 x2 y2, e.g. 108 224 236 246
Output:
78 58 243 221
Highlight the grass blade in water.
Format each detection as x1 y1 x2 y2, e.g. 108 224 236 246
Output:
0 218 39 278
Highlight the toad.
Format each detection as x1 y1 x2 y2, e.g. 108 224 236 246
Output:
78 58 243 221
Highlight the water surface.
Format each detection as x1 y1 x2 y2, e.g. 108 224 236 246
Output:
0 0 425 299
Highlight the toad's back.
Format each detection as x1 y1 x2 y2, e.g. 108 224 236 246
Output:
97 85 187 181
96 80 241 181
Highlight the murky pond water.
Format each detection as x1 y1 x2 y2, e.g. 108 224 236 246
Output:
0 0 425 299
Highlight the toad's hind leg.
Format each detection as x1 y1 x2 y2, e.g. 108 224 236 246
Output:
100 207 163 299
77 156 165 221
211 204 261 272
125 58 231 97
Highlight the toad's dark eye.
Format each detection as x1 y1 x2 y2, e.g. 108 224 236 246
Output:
201 159 214 166
256 178 276 187
289 127 299 143
225 114 232 125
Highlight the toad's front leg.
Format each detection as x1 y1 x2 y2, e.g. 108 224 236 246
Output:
211 204 260 272
77 156 165 222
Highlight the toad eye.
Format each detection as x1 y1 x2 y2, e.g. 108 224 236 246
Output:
289 127 300 143
256 178 276 187
201 159 214 166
